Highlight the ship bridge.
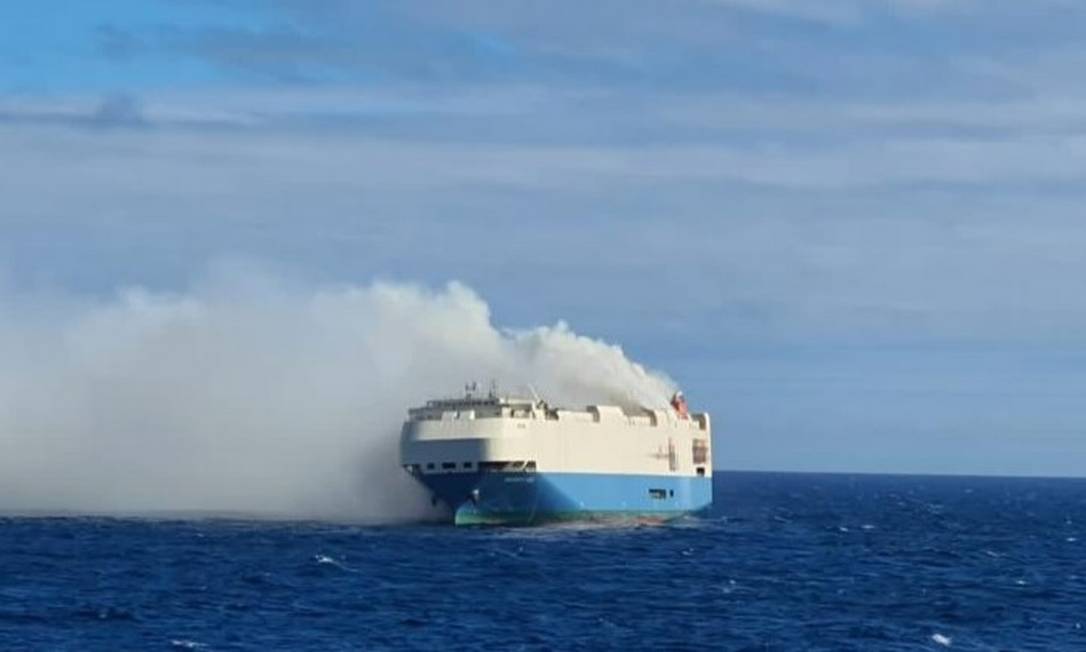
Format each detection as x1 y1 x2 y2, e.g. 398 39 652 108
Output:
407 394 540 422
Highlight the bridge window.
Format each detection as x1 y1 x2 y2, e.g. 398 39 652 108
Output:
463 462 473 469
442 462 456 470
648 488 667 500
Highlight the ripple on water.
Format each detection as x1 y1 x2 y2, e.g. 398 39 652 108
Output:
0 473 1083 650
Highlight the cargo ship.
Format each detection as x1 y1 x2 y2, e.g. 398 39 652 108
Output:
400 387 712 525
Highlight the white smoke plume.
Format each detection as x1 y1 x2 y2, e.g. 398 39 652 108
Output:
0 271 676 521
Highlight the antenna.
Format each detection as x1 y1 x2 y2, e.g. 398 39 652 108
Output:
527 383 541 404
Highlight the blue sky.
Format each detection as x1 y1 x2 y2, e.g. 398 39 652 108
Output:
2 1 1085 476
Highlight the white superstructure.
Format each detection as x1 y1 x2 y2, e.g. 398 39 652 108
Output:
401 393 712 478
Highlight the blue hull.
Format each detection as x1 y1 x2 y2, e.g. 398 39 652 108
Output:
415 471 713 526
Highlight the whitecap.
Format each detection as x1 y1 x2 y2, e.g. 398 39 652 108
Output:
314 554 358 572
170 641 207 650
861 524 875 530
1066 537 1077 543
931 632 952 646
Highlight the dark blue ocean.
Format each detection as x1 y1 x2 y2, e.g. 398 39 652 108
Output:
2 472 1083 651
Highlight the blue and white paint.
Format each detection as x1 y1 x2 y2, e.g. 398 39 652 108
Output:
420 470 712 526
400 393 713 526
